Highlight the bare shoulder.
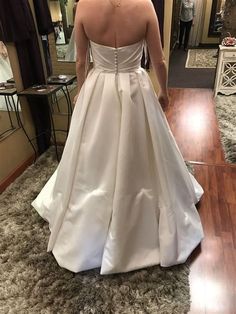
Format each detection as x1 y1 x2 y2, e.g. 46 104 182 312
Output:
138 0 155 9
137 0 156 17
75 0 90 7
78 0 153 8
76 0 155 20
74 0 93 19
76 0 94 9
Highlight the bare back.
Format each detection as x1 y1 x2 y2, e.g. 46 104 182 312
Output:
74 0 169 108
78 0 150 47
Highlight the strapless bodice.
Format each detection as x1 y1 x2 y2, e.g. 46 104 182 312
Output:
90 40 144 73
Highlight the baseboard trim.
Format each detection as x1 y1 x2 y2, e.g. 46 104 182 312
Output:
0 154 36 194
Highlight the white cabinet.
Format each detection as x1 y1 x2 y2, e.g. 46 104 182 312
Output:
214 45 236 97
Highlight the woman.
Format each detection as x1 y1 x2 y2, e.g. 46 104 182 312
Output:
32 0 203 275
178 0 195 51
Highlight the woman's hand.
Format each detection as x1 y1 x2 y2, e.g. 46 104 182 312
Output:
158 91 169 111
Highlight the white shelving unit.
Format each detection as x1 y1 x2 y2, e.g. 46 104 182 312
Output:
214 45 236 97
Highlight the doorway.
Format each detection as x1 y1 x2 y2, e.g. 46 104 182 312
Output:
168 0 218 89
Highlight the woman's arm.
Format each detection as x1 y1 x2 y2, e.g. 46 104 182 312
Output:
145 1 169 110
73 1 89 104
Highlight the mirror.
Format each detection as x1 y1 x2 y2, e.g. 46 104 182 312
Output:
0 41 22 140
208 0 226 37
49 0 77 62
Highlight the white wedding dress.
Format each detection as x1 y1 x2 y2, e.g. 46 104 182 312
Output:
0 55 14 110
32 40 204 275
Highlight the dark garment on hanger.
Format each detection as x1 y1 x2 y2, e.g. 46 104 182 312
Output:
0 0 34 42
0 0 45 84
0 0 51 154
33 0 54 35
33 0 53 78
16 38 51 153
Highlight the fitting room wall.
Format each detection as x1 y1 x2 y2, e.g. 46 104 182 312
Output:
0 0 174 190
164 0 173 66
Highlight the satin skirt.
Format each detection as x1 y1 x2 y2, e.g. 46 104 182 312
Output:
32 68 204 274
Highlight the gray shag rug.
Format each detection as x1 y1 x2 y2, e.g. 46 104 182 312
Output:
0 148 191 314
215 95 236 163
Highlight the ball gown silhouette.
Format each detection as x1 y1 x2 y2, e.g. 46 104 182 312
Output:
32 40 204 275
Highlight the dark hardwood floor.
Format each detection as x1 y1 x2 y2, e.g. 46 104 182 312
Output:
167 88 236 314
